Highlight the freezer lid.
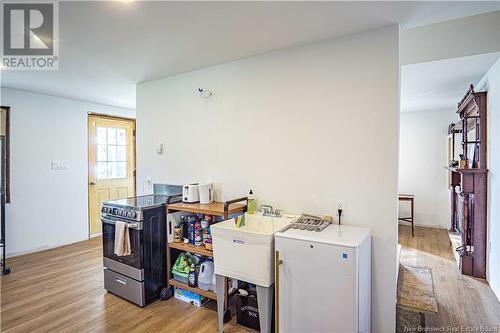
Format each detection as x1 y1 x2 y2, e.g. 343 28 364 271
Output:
275 224 370 248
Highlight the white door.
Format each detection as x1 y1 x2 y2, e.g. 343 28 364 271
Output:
276 236 357 333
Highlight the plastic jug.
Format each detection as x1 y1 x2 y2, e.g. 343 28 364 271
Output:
198 260 215 291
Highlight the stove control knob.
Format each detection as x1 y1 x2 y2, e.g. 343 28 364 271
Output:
101 206 106 213
131 211 137 219
118 209 123 216
108 207 113 214
127 211 133 218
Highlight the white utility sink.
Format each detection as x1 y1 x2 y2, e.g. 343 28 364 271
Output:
211 213 298 287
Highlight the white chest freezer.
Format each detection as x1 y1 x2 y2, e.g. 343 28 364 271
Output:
275 224 371 333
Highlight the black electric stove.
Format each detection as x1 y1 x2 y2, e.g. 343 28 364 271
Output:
101 184 182 306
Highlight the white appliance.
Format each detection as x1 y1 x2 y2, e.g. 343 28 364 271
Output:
198 183 214 204
182 183 199 203
275 224 371 333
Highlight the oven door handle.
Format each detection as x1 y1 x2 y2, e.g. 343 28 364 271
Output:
101 217 143 230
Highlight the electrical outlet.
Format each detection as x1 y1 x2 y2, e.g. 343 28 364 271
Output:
156 142 164 155
337 200 346 211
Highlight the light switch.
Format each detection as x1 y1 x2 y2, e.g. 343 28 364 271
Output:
51 161 68 170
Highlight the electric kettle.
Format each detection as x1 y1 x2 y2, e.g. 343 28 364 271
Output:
198 183 214 204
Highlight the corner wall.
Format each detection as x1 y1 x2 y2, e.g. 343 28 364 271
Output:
477 57 500 301
0 87 135 256
137 25 399 332
398 109 457 229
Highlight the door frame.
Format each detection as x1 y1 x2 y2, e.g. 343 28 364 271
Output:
0 106 10 203
87 112 136 238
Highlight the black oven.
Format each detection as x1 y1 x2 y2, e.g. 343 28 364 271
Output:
102 216 143 270
101 190 181 307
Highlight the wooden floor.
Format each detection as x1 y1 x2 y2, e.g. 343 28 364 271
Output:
399 225 500 330
0 237 254 333
2 227 499 332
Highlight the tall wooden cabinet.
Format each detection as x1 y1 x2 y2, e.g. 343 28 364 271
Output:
447 85 488 278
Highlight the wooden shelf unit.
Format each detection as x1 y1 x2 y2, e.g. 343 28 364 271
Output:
447 84 488 279
169 241 213 257
167 201 247 219
166 197 247 308
168 279 217 300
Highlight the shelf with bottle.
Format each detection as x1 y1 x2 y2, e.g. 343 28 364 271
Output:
168 278 217 300
169 241 213 257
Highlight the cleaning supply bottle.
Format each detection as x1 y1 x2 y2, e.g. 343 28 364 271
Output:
247 190 256 214
188 264 198 288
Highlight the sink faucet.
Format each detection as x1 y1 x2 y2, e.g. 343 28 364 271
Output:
261 205 282 218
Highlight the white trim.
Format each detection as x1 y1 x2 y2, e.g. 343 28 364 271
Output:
398 222 448 230
6 238 90 258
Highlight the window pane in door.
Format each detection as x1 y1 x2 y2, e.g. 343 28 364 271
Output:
97 127 107 144
109 162 117 179
117 128 126 145
116 146 126 162
107 145 117 162
97 145 107 162
97 162 108 179
107 128 117 145
116 162 127 178
95 126 128 180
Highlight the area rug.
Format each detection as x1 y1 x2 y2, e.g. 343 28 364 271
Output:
397 264 438 314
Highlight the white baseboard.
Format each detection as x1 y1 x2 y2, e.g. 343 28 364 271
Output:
6 238 89 258
398 222 448 230
90 232 102 238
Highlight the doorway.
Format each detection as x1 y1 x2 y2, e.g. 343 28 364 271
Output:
88 114 136 237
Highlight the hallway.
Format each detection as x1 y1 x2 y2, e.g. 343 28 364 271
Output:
399 225 500 330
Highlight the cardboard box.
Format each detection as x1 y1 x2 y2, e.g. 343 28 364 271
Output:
174 287 209 307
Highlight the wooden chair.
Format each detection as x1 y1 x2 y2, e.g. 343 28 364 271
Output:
398 194 415 237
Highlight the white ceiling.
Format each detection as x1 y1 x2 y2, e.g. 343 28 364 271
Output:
401 52 499 113
1 1 499 109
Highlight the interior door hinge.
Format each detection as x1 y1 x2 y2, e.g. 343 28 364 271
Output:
133 130 136 137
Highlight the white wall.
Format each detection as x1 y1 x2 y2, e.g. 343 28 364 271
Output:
137 25 399 332
401 11 500 65
398 109 457 229
0 87 135 256
477 57 500 301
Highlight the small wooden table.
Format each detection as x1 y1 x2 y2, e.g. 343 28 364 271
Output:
399 194 415 237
